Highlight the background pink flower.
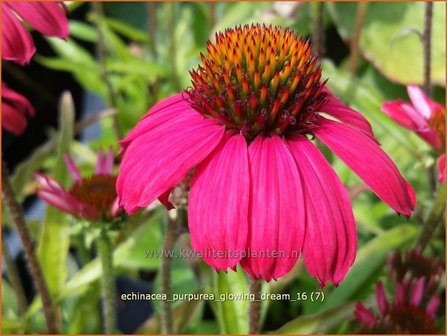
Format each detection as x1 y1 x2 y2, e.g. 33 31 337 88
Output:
382 85 445 182
1 83 35 135
1 1 69 65
117 25 415 285
36 149 120 221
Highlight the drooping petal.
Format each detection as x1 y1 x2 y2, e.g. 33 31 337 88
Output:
407 84 443 119
1 3 35 64
426 295 440 318
119 94 197 153
287 134 356 287
240 134 305 281
314 117 415 217
320 88 374 138
7 2 69 39
117 105 225 214
189 133 249 271
2 101 28 135
437 154 445 183
410 277 425 307
2 83 35 117
375 282 389 314
354 303 376 327
64 154 82 183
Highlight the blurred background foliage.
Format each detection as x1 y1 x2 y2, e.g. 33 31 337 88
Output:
2 1 445 334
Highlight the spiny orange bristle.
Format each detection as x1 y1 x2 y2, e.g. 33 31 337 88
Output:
186 24 328 140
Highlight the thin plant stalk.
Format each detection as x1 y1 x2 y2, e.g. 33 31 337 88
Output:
2 158 59 333
249 278 262 334
311 2 325 58
349 2 369 75
97 230 117 334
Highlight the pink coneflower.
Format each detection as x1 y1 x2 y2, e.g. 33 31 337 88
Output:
36 149 120 221
382 85 445 182
117 25 415 285
2 83 35 135
355 280 440 334
1 1 69 65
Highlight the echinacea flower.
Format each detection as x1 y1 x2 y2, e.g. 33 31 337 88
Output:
36 149 120 221
2 82 35 135
1 1 69 65
117 25 415 285
382 85 446 182
355 280 440 334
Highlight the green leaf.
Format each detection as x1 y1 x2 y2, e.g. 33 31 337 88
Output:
273 302 357 334
328 2 446 86
211 266 250 334
68 20 98 42
37 92 75 296
102 16 150 42
106 59 167 82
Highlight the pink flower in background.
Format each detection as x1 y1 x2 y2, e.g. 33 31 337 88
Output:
36 149 121 221
2 83 35 135
1 1 69 65
117 25 415 285
382 85 445 182
355 280 440 333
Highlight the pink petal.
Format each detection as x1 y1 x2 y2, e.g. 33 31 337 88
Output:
314 117 415 217
7 2 69 39
158 189 174 210
188 133 249 271
240 134 305 281
119 94 196 153
354 303 376 327
64 154 82 183
1 3 36 64
95 150 105 175
426 295 440 318
437 154 445 183
103 148 114 175
320 88 375 138
286 134 356 287
375 282 389 314
2 101 28 135
407 84 443 119
35 172 64 191
410 277 425 307
2 83 35 117
394 282 406 306
117 103 224 215
109 197 121 218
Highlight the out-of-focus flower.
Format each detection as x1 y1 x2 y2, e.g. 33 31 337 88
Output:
388 248 444 295
355 280 440 334
36 149 121 221
1 83 35 135
1 1 69 65
382 85 446 182
117 24 415 285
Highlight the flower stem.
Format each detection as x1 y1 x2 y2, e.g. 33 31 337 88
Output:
2 241 28 316
97 231 117 334
416 183 446 251
422 1 433 96
1 159 59 333
166 2 181 92
249 278 262 334
92 2 122 140
349 2 369 75
311 2 325 58
160 209 181 334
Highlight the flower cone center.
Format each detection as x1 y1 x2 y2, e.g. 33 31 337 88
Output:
186 24 328 140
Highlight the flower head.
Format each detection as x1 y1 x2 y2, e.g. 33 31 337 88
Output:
117 24 415 285
355 280 440 334
1 1 69 65
2 83 35 135
381 84 445 182
37 149 121 222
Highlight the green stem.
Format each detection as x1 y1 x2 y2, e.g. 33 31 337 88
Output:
416 184 446 251
349 2 369 75
311 2 325 58
166 3 181 92
422 1 433 96
160 209 180 334
249 278 262 334
2 242 28 316
97 231 117 334
2 158 59 333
